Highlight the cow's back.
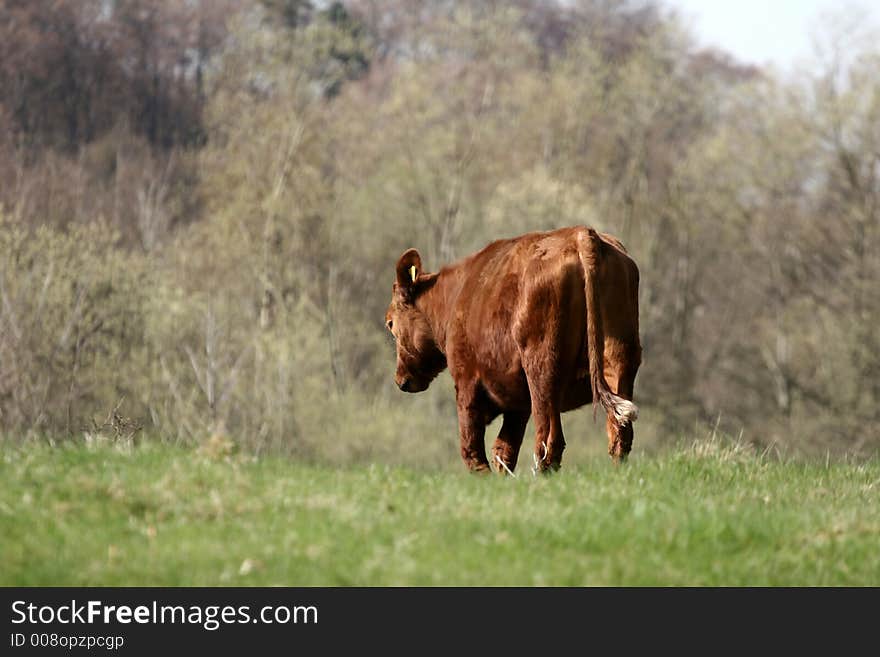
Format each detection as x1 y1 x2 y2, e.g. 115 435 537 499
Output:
445 227 594 412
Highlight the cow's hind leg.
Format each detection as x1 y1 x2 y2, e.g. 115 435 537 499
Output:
525 378 565 473
606 415 634 463
491 412 529 475
521 353 566 473
532 404 565 473
604 347 639 463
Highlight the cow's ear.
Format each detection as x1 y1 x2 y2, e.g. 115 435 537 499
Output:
395 248 422 290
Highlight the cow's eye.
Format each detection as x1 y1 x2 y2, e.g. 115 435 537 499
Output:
386 320 393 331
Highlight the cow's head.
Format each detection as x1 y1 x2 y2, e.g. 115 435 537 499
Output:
385 248 446 393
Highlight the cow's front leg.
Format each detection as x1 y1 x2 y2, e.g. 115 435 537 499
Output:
456 385 490 473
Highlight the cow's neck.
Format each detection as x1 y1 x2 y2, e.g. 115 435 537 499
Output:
415 263 465 355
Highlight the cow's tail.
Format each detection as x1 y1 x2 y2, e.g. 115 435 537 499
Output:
578 228 639 427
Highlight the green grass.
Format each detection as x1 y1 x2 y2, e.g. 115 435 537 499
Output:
2 440 879 586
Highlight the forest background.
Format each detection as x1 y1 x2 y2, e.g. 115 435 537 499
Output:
1 0 878 465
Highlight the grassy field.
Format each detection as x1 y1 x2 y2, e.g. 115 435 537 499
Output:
2 439 879 586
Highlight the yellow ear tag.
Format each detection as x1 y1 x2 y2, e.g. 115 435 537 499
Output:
409 265 417 283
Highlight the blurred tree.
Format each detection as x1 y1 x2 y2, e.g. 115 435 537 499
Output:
0 0 877 456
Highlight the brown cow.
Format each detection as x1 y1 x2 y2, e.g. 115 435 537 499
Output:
385 226 641 473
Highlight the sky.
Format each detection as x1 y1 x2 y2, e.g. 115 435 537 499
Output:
666 0 879 70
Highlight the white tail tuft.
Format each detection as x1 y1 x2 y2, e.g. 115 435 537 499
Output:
611 398 639 426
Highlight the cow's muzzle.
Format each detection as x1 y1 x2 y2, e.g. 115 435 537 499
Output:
397 377 428 393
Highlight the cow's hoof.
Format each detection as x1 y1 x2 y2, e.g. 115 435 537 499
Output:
492 454 517 476
532 461 561 476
